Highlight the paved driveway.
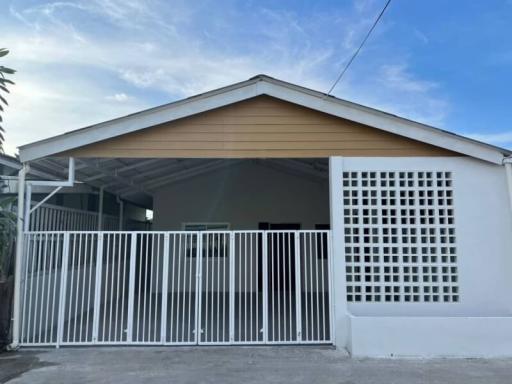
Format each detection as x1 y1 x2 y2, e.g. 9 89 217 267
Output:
1 346 512 384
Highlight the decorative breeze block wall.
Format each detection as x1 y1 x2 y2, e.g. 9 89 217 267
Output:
343 171 458 303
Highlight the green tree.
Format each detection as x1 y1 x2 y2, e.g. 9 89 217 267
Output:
0 48 15 154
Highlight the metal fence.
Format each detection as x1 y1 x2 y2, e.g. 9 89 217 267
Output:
19 230 332 347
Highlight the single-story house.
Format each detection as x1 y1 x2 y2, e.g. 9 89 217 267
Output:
10 75 512 357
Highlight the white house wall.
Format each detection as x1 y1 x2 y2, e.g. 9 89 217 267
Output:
329 156 512 357
152 161 330 230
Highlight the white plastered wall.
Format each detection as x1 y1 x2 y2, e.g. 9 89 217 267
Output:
329 156 512 357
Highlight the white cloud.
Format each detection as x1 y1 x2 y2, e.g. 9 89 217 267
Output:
106 93 130 102
380 64 438 93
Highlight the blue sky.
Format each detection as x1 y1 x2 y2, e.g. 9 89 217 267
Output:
1 0 511 155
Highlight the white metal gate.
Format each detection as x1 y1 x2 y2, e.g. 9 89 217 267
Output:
20 230 332 347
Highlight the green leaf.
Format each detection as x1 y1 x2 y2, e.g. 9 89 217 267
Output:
0 78 14 85
0 66 15 75
0 95 8 106
0 49 8 57
0 85 9 93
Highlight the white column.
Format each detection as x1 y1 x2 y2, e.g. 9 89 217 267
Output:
11 164 28 347
328 156 349 350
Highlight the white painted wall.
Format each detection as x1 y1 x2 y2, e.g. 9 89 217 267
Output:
330 156 512 357
349 316 512 357
152 161 329 230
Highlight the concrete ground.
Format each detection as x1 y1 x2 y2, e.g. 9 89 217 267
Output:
1 346 512 384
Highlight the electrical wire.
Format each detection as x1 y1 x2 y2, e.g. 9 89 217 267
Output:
326 0 392 96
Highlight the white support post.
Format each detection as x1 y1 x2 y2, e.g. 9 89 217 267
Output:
328 156 349 350
23 183 32 232
97 187 104 231
11 164 28 348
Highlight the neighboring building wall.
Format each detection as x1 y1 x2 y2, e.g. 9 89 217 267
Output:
329 156 512 357
152 161 330 230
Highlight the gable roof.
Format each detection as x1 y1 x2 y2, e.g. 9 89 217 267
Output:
18 74 510 164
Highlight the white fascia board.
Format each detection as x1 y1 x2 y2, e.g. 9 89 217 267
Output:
258 81 505 164
19 81 261 162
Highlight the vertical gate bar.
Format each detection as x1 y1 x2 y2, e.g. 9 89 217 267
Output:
148 235 154 341
92 233 104 343
85 235 93 342
320 233 326 341
121 235 128 341
178 234 184 342
244 234 247 342
216 235 220 342
277 233 281 342
39 233 48 343
136 234 143 341
222 233 227 342
75 233 87 341
143 234 149 342
255 233 259 341
315 234 320 341
203 233 209 343
111 234 118 341
161 233 170 344
287 233 292 341
309 233 314 342
262 232 268 343
169 234 176 343
56 232 70 348
102 234 110 342
327 230 334 343
126 233 137 342
210 234 214 343
270 233 274 342
229 233 235 343
187 234 193 342
32 233 42 343
294 231 302 342
238 234 241 342
195 232 203 344
48 234 57 343
20 234 31 344
181 234 187 343
115 234 122 342
250 234 253 342
303 234 308 341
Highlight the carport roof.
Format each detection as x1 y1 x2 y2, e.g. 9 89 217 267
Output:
18 74 510 164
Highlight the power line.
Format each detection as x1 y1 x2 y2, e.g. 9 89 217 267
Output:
326 0 392 96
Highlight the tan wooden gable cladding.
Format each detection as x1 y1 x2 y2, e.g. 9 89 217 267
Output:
63 96 458 158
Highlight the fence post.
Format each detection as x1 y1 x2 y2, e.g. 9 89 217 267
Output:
56 232 70 347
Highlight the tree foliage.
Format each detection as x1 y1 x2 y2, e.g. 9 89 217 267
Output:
0 48 16 154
